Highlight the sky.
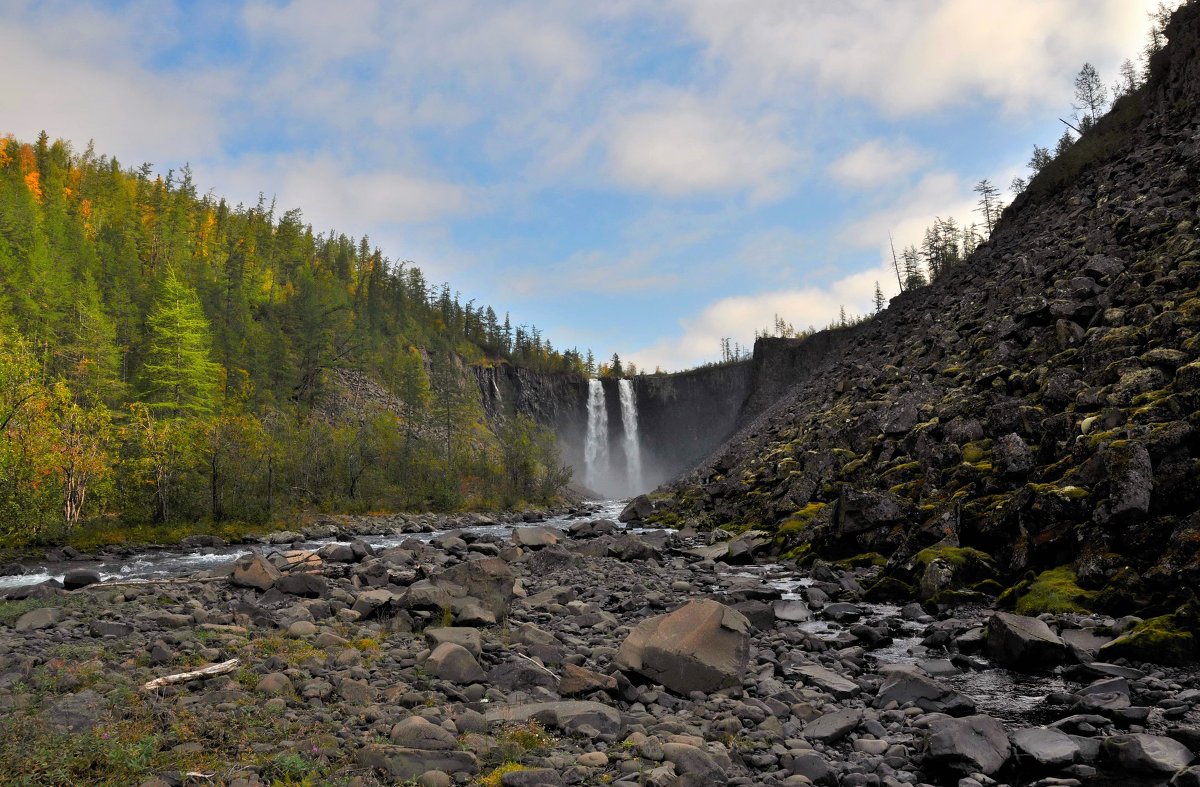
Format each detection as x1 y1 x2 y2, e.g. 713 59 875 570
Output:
0 0 1168 371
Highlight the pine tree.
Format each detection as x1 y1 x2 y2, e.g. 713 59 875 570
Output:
1028 145 1052 174
873 282 885 314
141 268 220 418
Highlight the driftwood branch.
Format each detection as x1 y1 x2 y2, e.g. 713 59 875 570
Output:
142 658 240 691
82 575 228 589
1059 117 1083 134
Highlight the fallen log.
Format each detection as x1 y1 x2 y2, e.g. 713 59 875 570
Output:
141 658 240 691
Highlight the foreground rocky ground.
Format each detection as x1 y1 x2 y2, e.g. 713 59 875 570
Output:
0 515 1197 786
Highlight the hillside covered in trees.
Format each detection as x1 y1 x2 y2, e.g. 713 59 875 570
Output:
0 134 581 544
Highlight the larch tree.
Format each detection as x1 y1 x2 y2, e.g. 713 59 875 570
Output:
873 282 885 314
141 268 220 418
1073 63 1108 130
973 179 1001 235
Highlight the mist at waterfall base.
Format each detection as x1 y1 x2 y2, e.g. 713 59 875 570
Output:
581 379 647 499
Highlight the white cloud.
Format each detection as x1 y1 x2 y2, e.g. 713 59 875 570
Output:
626 263 897 372
0 5 226 166
829 139 932 189
607 97 799 199
676 0 1163 115
198 154 470 229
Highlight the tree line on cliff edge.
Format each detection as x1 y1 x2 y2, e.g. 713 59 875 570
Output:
0 135 575 544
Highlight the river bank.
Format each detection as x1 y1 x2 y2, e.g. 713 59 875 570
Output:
0 504 1197 786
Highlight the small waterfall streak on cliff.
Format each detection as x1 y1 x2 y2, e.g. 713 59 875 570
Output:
492 368 501 401
618 379 641 492
584 379 608 490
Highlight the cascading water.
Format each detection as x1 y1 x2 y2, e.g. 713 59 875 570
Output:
584 379 608 491
618 379 641 493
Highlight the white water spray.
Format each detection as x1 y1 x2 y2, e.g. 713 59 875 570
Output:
584 379 608 490
618 379 641 492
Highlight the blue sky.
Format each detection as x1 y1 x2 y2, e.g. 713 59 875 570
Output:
1 0 1165 370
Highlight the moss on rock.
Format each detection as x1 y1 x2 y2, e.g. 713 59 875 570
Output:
1100 615 1196 665
777 502 827 536
1013 565 1095 615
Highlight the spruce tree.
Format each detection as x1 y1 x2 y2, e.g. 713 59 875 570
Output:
141 268 219 417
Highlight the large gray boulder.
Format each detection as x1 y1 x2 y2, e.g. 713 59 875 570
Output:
425 642 485 684
801 708 861 743
389 716 458 750
431 556 516 621
1011 726 1080 767
615 599 750 694
1104 733 1194 774
875 670 974 715
925 714 1011 776
986 612 1067 670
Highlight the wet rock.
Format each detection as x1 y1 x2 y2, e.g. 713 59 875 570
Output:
63 569 102 590
925 714 1011 776
986 612 1067 670
615 599 750 694
875 670 975 715
1103 733 1194 774
773 599 813 622
1011 727 1080 767
620 495 654 522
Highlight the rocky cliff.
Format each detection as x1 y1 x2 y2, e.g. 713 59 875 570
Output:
648 3 1200 621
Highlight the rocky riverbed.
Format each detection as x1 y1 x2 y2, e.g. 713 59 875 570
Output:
0 507 1197 786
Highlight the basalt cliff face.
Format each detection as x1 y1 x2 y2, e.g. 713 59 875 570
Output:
647 4 1200 615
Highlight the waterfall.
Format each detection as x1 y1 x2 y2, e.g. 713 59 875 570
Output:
618 379 641 492
584 379 608 491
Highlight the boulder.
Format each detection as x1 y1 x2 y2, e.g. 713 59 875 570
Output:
484 700 623 739
875 671 974 715
63 569 102 590
1011 727 1080 767
389 716 458 750
620 495 654 522
1104 733 1194 774
986 612 1067 670
559 663 617 696
425 642 485 684
615 599 750 694
794 664 860 699
801 708 861 743
925 714 1011 776
512 526 559 549
14 606 61 632
231 554 280 590
275 573 328 598
432 557 515 621
424 627 483 657
773 599 813 622
358 745 478 781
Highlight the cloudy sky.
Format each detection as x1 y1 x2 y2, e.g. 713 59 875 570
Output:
1 0 1165 370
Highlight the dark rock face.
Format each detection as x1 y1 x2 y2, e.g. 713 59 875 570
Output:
649 0 1200 619
986 612 1069 670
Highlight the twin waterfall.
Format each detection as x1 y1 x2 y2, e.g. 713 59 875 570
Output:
584 379 642 497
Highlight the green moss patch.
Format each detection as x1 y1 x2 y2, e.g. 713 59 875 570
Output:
1013 565 1095 615
913 545 993 570
1100 615 1196 665
777 502 827 536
